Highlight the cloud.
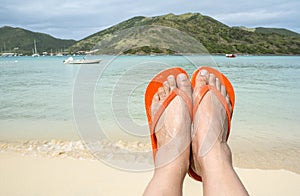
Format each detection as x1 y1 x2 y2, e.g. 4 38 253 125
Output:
0 0 299 40
203 0 300 32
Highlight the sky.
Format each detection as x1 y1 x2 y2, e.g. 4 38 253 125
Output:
0 0 299 40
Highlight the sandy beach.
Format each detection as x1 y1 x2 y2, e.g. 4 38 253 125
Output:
1 151 299 196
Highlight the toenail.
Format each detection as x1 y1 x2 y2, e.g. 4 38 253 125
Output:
168 75 175 79
177 73 187 80
200 70 208 75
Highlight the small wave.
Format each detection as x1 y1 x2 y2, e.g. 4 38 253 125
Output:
0 139 152 162
1 139 299 174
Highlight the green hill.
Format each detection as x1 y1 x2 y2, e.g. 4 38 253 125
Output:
255 27 300 37
69 13 300 55
0 26 76 55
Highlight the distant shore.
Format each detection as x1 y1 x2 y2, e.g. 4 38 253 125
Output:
2 53 300 58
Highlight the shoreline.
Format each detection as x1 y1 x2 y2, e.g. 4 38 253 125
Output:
1 151 300 195
1 138 300 175
1 54 300 58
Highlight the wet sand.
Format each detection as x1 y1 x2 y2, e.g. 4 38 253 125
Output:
1 138 300 174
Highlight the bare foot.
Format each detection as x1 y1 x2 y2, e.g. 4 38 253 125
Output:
191 70 249 195
143 73 193 196
151 73 192 171
191 69 233 178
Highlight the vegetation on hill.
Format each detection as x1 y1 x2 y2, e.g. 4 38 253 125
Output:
69 13 300 55
1 13 300 55
88 25 208 54
255 27 300 37
0 26 75 55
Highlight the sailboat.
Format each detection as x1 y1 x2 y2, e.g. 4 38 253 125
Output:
32 39 40 57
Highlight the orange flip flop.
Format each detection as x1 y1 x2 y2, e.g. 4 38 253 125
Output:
145 68 193 160
188 66 235 181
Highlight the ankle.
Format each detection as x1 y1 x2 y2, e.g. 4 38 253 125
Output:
198 142 233 174
155 149 190 176
155 159 189 181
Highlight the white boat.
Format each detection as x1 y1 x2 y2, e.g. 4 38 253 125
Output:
32 39 40 57
226 53 236 58
1 52 15 57
63 57 101 64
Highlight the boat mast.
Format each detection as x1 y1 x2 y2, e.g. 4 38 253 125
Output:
33 39 38 54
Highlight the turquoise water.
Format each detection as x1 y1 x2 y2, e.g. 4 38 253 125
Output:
1 55 300 172
0 55 299 142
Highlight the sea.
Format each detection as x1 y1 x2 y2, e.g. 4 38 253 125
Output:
0 55 299 172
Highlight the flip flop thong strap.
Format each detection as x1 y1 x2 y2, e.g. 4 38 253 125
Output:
193 85 232 132
150 88 193 133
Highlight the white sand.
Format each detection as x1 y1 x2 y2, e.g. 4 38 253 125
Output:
1 152 299 196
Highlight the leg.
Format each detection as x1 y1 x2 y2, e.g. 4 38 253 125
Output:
191 69 249 196
143 74 192 196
